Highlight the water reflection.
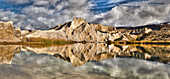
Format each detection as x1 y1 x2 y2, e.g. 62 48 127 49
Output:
0 44 169 78
0 45 20 64
22 43 170 66
0 44 170 66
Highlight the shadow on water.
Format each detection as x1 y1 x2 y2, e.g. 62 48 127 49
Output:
0 43 169 79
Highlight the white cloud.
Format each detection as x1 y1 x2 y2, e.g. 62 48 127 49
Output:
5 0 30 4
92 3 170 27
3 0 92 30
68 0 87 6
0 0 170 30
22 6 55 15
33 1 49 6
85 58 170 79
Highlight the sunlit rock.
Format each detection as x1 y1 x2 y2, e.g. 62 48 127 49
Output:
14 27 22 37
24 18 125 42
0 21 21 42
144 27 152 34
70 17 87 30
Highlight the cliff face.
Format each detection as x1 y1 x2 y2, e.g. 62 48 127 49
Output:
0 21 21 42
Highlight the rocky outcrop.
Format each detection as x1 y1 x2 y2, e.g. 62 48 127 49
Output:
116 24 170 41
141 25 170 41
0 21 21 42
24 18 126 42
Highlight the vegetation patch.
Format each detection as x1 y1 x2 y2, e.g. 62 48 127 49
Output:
25 37 76 45
136 32 152 41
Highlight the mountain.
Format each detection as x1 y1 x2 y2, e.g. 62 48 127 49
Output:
24 17 125 43
0 17 169 43
22 17 153 43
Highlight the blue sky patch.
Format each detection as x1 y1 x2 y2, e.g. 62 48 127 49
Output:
91 0 148 14
0 0 33 13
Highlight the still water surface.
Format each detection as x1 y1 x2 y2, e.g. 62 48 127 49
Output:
0 44 169 79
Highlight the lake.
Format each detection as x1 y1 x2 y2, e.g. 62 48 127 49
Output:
0 43 169 79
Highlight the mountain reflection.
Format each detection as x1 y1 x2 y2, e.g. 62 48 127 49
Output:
0 44 169 66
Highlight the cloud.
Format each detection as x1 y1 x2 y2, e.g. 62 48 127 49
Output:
93 4 170 26
0 0 92 30
33 1 49 6
86 58 170 79
5 0 31 4
0 0 170 30
12 51 170 79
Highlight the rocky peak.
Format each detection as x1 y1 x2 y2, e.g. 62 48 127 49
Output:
25 18 128 42
70 17 87 30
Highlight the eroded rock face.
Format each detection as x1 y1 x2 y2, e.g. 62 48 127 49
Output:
25 18 126 42
0 21 21 42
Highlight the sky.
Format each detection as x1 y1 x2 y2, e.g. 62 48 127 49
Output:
0 0 170 30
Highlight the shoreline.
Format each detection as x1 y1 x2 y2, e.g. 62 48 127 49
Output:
0 41 170 46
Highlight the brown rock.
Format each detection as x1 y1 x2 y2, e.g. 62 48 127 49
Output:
142 25 170 41
0 21 21 42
